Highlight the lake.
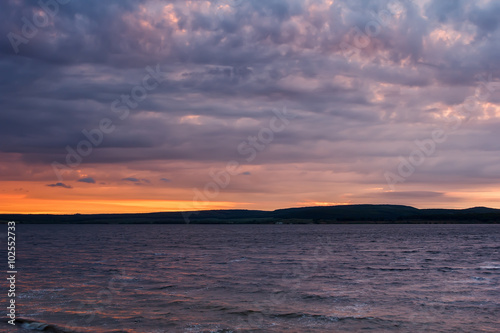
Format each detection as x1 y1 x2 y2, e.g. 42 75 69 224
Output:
2 224 500 332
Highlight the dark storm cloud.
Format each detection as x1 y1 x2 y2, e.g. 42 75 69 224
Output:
424 0 467 24
122 177 140 183
46 182 72 189
467 1 500 36
78 177 96 184
122 177 151 185
0 0 147 63
1 0 500 192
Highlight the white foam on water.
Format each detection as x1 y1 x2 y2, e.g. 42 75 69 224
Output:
21 321 49 330
479 262 500 269
229 257 247 262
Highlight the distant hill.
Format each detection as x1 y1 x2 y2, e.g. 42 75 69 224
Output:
273 204 420 221
2 204 500 224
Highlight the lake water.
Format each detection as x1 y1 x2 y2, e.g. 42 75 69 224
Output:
2 224 500 332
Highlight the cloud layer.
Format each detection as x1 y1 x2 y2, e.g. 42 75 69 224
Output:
1 0 500 213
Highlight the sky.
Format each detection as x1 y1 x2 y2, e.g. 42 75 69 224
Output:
1 0 500 214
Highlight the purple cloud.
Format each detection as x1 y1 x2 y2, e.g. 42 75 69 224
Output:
46 182 72 189
78 177 96 184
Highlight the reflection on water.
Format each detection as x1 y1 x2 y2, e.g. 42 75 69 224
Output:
1 224 500 332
